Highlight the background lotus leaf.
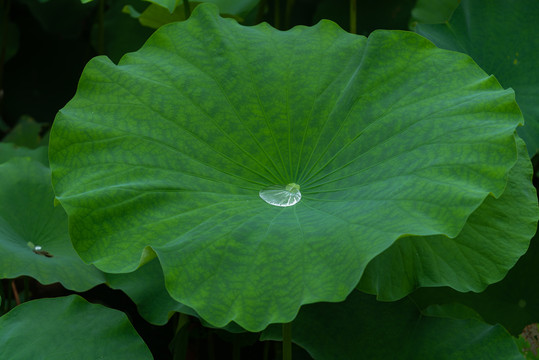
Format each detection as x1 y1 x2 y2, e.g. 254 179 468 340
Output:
106 258 250 332
411 230 539 336
50 4 524 330
359 137 538 300
94 0 155 64
261 290 523 360
2 116 47 149
123 1 246 30
415 0 539 156
141 0 260 15
410 0 459 24
0 157 104 291
124 1 209 29
0 12 19 63
106 258 196 325
0 143 48 165
0 295 152 359
144 0 176 13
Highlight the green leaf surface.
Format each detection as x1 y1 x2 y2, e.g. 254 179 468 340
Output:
106 258 197 325
123 4 142 18
410 0 459 25
125 0 248 30
415 0 539 156
0 295 152 359
145 0 177 13
2 116 46 148
359 138 538 299
412 229 539 335
133 1 201 28
0 143 48 166
50 4 523 330
261 290 522 360
106 258 250 332
0 118 7 132
0 158 104 291
202 0 259 16
420 302 483 321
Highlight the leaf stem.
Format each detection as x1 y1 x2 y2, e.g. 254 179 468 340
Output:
97 0 105 54
232 338 241 360
11 280 20 305
262 341 270 360
285 0 295 29
184 0 191 18
282 322 292 360
274 0 281 29
175 312 190 334
207 331 216 360
5 278 12 311
0 280 5 313
256 0 267 24
350 0 357 34
23 277 29 302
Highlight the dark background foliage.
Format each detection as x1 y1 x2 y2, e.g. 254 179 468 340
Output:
0 0 415 136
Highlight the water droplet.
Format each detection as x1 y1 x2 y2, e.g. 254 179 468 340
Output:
259 183 301 207
31 244 54 258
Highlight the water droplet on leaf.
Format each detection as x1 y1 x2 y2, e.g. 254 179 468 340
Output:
259 183 301 207
31 244 54 258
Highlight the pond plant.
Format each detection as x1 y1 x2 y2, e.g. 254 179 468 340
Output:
1 0 539 359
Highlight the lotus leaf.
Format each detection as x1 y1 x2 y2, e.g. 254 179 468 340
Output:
415 0 539 156
50 4 524 330
261 290 522 360
359 137 538 300
0 158 104 291
0 295 151 359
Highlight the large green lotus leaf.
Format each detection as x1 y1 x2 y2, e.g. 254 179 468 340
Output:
261 290 522 360
415 0 539 156
0 295 152 359
0 158 104 291
359 137 538 300
49 4 523 330
411 230 539 335
106 258 197 325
